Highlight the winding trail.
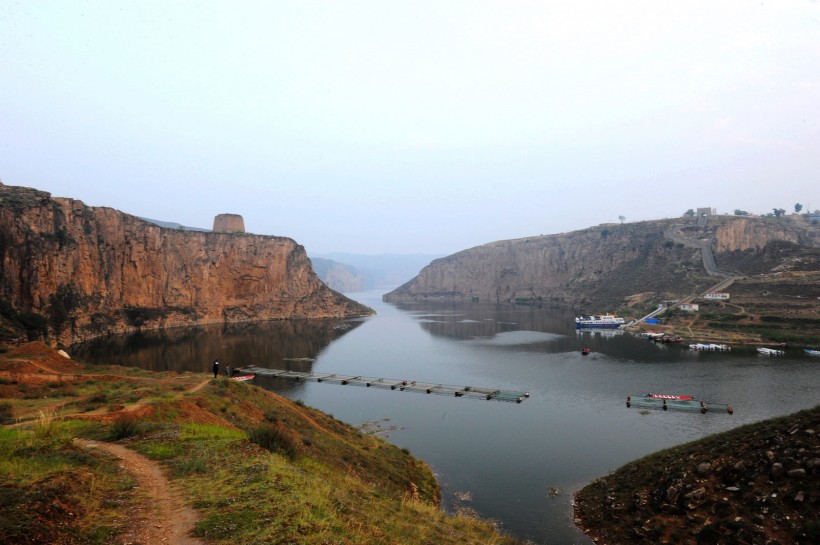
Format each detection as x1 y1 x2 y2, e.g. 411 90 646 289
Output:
68 380 212 544
75 439 206 545
3 346 217 544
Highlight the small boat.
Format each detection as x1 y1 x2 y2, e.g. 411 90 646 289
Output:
688 343 731 351
658 333 683 343
757 347 785 356
231 374 255 382
627 394 731 414
644 393 694 400
575 313 626 329
642 332 665 341
804 349 820 356
581 347 590 355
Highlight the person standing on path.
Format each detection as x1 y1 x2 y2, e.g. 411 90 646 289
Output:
212 359 219 378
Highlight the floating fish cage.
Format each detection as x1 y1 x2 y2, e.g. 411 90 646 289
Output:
626 395 733 415
238 366 530 403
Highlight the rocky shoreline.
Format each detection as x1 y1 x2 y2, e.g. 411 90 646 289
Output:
574 406 819 544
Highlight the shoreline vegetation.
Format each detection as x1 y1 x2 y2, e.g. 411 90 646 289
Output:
0 342 522 545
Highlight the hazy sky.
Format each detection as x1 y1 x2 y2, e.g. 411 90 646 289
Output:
2 1 818 255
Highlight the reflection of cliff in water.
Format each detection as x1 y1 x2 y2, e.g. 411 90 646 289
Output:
70 319 365 375
401 302 574 342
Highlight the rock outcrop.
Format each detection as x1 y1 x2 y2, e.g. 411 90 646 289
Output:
575 406 820 545
310 258 366 293
384 216 820 310
714 216 817 252
0 184 372 345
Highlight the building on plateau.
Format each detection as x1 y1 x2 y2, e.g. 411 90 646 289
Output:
703 292 730 301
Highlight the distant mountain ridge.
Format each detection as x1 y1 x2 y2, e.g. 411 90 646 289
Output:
310 257 367 293
312 252 444 292
140 217 210 232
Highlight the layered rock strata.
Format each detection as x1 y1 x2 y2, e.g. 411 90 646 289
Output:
385 216 820 309
0 184 372 345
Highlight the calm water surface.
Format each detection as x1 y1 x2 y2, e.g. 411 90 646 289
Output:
72 289 820 544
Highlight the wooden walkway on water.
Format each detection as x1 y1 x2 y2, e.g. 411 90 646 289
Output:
237 366 530 403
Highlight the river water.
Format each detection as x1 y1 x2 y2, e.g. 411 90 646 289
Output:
71 289 820 544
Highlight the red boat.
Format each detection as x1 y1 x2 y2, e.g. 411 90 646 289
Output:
581 347 590 355
645 393 693 400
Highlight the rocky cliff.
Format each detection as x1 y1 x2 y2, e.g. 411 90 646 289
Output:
384 215 820 311
310 257 366 293
0 184 372 345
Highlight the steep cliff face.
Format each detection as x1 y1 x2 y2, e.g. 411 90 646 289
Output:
385 216 820 310
714 216 818 252
0 184 372 345
310 258 366 293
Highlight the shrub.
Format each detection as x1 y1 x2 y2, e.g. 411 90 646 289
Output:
107 414 145 440
32 409 61 441
173 455 208 477
248 424 298 460
142 443 184 460
122 306 164 327
0 402 13 424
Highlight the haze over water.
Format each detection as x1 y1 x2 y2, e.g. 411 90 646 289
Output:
73 290 820 543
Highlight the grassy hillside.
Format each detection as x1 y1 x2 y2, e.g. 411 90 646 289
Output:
0 343 521 545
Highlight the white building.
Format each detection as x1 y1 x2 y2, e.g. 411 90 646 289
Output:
704 292 730 300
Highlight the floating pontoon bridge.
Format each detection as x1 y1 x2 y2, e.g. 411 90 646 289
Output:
237 366 530 403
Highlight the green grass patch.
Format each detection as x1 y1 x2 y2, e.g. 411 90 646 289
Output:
171 453 210 477
194 510 259 540
182 423 246 441
141 442 184 460
0 428 142 545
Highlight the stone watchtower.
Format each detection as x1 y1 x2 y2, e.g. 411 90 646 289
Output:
696 207 715 227
213 213 245 233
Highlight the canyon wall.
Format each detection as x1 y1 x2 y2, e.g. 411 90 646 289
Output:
310 258 366 293
385 216 820 310
0 184 372 345
714 216 818 252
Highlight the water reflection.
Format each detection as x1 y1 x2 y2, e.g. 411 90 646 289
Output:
71 318 365 376
69 292 820 544
400 301 573 343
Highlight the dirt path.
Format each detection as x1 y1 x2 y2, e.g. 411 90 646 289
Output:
116 377 211 414
75 439 206 545
67 380 212 543
186 378 210 394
